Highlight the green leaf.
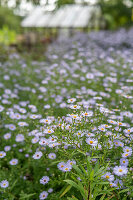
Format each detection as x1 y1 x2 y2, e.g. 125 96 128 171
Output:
60 185 72 198
94 160 99 173
96 181 110 185
77 149 86 156
64 180 87 199
72 164 84 177
10 179 18 191
90 169 94 181
19 193 36 199
80 165 88 178
99 194 106 200
118 188 129 194
67 196 79 200
87 157 92 173
64 180 80 190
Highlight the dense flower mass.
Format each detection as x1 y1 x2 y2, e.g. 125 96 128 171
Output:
0 29 133 199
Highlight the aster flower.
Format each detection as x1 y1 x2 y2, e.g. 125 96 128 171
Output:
82 111 93 117
114 179 123 189
109 182 117 188
102 172 114 182
113 166 128 176
4 146 11 152
9 158 18 165
57 162 66 171
86 132 95 137
74 131 84 138
0 180 9 188
39 138 48 146
33 151 43 159
86 138 98 147
120 158 129 166
18 122 28 127
44 129 54 134
31 137 39 144
67 98 76 103
48 188 53 193
98 125 106 132
8 124 16 131
48 153 56 159
15 134 25 142
40 176 50 185
30 114 41 119
67 160 76 166
0 151 6 158
0 105 4 112
122 152 131 158
123 146 132 154
117 122 127 126
40 118 52 124
3 133 11 140
62 164 72 172
39 191 48 200
70 105 81 109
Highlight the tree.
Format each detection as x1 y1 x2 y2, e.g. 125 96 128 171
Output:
0 6 21 31
56 0 75 8
97 0 132 29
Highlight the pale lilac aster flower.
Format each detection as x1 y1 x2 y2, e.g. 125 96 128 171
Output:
39 191 48 199
40 176 49 185
9 158 18 165
0 180 9 188
48 153 56 159
113 166 128 176
0 151 6 158
33 151 43 159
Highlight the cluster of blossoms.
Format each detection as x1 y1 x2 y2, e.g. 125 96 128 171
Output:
0 29 133 199
57 160 76 172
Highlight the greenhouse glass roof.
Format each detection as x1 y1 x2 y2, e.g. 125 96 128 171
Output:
21 5 100 28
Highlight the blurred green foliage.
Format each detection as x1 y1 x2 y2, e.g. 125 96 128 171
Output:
0 26 17 45
0 6 21 31
56 0 75 8
0 45 8 63
98 0 132 29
